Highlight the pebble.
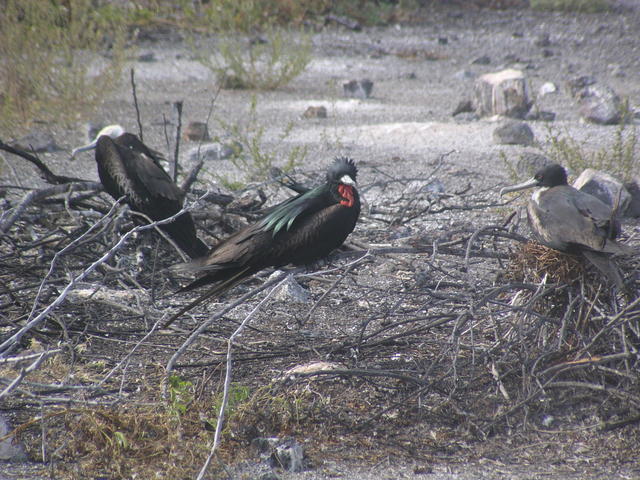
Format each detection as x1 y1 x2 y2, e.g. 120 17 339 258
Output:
183 121 210 142
576 85 622 125
493 121 535 146
0 414 27 462
538 81 557 97
343 79 373 99
302 106 328 119
471 55 491 65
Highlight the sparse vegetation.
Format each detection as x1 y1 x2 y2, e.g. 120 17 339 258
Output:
212 96 307 188
0 0 128 136
530 0 610 12
543 118 639 181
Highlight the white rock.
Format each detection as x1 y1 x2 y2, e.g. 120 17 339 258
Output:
538 81 557 96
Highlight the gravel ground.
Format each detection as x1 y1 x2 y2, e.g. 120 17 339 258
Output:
2 3 640 479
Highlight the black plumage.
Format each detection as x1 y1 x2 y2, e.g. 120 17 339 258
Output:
72 125 209 259
167 157 361 325
500 163 631 290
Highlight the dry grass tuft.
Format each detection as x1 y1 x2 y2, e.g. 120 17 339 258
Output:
507 241 586 285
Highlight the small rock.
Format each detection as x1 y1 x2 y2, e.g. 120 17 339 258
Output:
573 169 631 213
227 188 266 212
252 436 305 473
538 81 557 97
437 37 448 45
453 112 479 122
471 54 491 65
576 85 622 125
524 110 556 122
623 178 640 217
541 49 554 58
474 68 532 118
515 152 552 177
534 32 551 47
566 75 597 98
183 121 211 142
270 273 311 304
453 69 476 81
272 438 304 472
188 141 240 162
302 106 328 119
493 121 535 146
452 99 474 116
343 79 373 99
0 414 27 462
137 52 156 62
11 130 60 153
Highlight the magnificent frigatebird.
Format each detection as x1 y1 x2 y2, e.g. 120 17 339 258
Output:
166 157 361 325
71 125 209 259
500 163 630 290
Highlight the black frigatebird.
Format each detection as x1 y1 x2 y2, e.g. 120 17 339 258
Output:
71 125 209 259
500 163 631 290
166 157 361 326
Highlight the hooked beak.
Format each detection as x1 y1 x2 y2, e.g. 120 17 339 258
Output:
499 177 538 196
70 140 97 160
339 174 357 187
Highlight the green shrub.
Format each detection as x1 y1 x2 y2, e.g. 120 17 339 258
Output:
0 0 128 135
543 119 638 181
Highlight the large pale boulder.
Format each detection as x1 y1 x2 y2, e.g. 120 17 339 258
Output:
474 68 532 118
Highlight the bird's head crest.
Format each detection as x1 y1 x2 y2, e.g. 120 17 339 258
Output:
327 157 357 184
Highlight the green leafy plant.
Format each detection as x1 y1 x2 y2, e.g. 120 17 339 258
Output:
0 0 128 135
212 95 307 187
167 375 194 417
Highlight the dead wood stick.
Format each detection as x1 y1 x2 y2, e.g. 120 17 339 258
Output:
0 140 88 185
0 182 101 234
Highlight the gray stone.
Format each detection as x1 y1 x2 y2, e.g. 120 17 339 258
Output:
183 121 210 142
226 188 266 212
251 436 305 473
573 169 631 213
0 414 27 462
566 75 596 98
11 130 60 153
137 52 156 62
453 69 476 81
623 178 640 218
188 141 240 162
524 110 556 122
270 272 311 304
515 152 552 177
453 112 479 122
474 69 532 118
452 99 474 116
576 85 622 125
343 79 373 99
302 106 328 119
493 121 535 146
471 55 491 65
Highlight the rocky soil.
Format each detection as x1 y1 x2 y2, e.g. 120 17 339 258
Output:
2 3 640 479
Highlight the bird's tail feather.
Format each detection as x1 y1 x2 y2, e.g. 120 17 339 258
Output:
162 267 251 329
582 249 626 292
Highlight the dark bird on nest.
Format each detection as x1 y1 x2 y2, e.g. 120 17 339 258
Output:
165 157 361 326
71 125 209 259
500 163 631 290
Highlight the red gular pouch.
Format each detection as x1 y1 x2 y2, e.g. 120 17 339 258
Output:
338 184 355 207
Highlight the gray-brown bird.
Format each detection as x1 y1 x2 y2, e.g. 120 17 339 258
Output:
500 163 631 290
